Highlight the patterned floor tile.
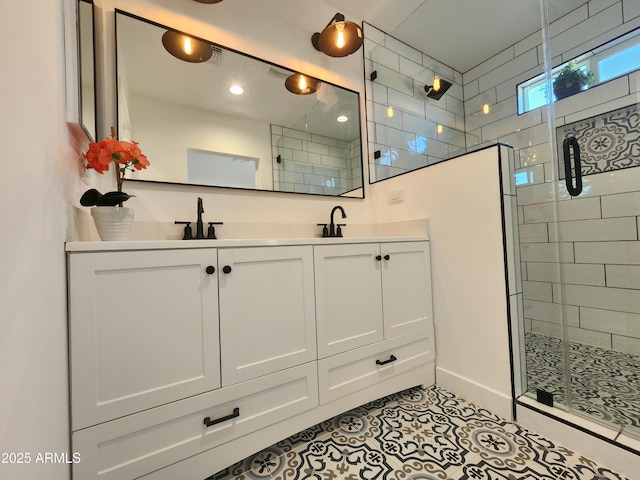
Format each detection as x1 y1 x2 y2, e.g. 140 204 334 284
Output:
525 332 640 432
207 384 632 480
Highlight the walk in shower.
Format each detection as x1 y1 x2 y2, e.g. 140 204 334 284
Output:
513 0 640 444
367 0 640 448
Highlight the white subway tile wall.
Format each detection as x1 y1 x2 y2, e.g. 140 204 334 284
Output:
464 0 640 355
271 125 361 196
363 23 466 182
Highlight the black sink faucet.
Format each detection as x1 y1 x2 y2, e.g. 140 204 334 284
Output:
329 205 346 237
175 197 223 240
196 197 205 239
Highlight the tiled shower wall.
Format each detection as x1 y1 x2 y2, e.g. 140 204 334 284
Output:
463 0 640 355
271 125 361 196
363 23 466 182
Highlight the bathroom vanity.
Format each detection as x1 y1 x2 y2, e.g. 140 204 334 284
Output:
66 237 435 480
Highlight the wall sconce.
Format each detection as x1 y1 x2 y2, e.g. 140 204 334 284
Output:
285 73 320 95
311 13 363 57
424 77 452 100
162 30 213 63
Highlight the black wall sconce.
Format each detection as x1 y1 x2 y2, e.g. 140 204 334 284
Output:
285 73 320 95
424 77 452 100
311 13 363 57
162 30 213 63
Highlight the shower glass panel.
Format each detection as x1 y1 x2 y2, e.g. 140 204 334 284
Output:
451 0 639 439
535 0 640 438
375 0 639 439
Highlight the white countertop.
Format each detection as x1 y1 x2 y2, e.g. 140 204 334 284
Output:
65 235 429 252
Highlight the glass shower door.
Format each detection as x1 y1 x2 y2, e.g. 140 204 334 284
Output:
529 0 640 438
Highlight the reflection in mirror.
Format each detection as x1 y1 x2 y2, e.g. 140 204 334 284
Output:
78 0 96 140
115 11 364 198
364 23 466 184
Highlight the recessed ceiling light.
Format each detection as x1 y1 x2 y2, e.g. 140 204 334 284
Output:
229 84 244 95
337 115 348 123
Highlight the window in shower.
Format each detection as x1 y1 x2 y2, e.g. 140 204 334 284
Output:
517 26 640 114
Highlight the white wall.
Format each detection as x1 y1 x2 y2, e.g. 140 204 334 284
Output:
0 1 84 479
128 95 273 188
369 146 514 419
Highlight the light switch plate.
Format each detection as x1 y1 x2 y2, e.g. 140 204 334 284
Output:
388 189 404 204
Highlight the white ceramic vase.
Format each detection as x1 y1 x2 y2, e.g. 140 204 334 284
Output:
91 206 135 241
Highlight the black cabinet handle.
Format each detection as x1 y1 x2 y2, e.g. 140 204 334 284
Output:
562 136 583 197
376 354 397 366
205 265 215 275
223 265 232 274
384 254 390 261
203 407 240 427
376 255 382 261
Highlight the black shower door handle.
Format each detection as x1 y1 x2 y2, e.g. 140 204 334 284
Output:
562 137 583 197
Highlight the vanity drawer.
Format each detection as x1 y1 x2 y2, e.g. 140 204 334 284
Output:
72 362 318 480
318 327 435 405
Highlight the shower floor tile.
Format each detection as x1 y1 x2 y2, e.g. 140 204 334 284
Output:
526 332 640 430
207 384 631 480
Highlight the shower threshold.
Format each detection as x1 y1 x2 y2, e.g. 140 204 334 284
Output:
524 332 640 439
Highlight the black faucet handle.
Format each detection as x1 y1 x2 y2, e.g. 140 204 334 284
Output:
317 223 329 238
207 221 223 239
336 224 346 237
175 221 193 240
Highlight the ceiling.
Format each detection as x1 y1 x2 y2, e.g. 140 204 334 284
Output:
323 0 589 72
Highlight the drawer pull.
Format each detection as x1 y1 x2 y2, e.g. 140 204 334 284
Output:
203 407 240 427
376 354 397 366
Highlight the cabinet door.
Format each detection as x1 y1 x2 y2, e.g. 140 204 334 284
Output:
218 246 316 386
381 241 433 337
314 243 384 358
69 249 220 431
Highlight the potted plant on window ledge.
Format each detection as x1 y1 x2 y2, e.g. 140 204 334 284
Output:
553 61 594 101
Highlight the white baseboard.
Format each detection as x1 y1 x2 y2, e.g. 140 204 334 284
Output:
435 366 513 420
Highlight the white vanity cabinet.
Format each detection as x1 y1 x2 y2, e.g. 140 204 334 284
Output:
314 241 433 358
68 248 221 431
66 237 435 480
218 246 316 386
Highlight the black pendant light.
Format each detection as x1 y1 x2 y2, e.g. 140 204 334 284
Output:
285 73 320 95
162 30 213 63
311 13 363 57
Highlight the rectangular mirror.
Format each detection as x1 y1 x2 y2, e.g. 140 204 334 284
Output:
115 10 364 198
78 0 96 141
64 0 97 140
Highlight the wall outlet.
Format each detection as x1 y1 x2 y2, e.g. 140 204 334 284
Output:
388 189 404 204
